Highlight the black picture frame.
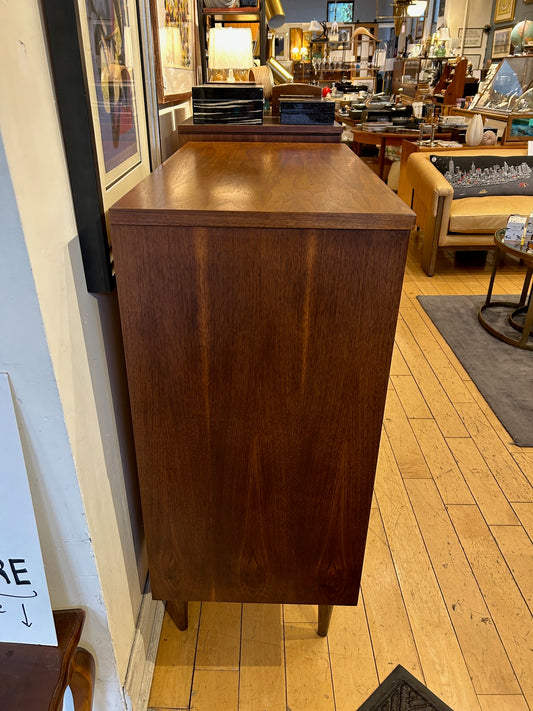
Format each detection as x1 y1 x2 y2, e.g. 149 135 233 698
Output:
40 0 114 294
40 0 151 294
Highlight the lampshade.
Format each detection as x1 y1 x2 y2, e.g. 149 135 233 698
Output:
208 27 254 81
406 0 427 17
309 20 322 32
438 25 451 40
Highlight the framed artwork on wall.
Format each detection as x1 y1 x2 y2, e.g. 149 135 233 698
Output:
150 0 197 105
458 27 483 47
464 54 481 70
492 26 513 57
327 2 354 23
493 0 516 23
41 0 151 293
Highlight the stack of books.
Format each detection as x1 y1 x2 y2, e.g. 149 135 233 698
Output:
504 213 533 252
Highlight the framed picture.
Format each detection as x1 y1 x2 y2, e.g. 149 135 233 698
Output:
464 54 481 70
494 0 516 23
327 2 354 22
338 25 352 43
506 114 533 141
41 0 151 293
458 27 483 48
492 26 513 57
150 0 196 105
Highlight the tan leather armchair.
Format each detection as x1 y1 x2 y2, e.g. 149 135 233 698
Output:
403 148 531 276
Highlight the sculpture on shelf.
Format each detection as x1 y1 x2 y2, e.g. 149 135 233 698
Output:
465 113 484 146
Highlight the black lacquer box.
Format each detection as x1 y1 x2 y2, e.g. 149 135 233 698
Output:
192 84 263 125
280 99 335 125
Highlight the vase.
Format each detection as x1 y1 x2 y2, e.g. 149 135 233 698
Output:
465 114 484 146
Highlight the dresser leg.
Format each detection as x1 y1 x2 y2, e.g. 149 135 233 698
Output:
317 605 333 637
167 601 188 630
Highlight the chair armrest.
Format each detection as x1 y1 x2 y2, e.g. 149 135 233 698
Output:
406 153 453 217
405 153 454 276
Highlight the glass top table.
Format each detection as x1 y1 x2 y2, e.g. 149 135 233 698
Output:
478 228 533 350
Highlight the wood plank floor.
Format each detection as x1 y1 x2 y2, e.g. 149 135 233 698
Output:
148 234 533 711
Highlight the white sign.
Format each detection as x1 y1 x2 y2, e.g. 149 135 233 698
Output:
0 374 57 645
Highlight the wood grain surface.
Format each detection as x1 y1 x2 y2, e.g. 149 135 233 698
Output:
177 115 343 147
110 142 415 231
110 142 414 607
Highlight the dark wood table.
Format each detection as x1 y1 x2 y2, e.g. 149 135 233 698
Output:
177 114 343 148
352 127 453 179
110 142 415 636
479 228 533 350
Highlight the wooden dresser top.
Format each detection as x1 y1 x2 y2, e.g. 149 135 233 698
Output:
110 141 415 232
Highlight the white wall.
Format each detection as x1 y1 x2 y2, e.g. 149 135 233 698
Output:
0 2 148 707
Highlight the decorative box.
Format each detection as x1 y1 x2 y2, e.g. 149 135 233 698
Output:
192 84 263 125
279 99 335 125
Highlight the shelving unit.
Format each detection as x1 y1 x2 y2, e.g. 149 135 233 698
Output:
196 1 267 84
293 23 378 90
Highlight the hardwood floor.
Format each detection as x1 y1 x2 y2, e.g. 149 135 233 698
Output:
148 234 533 711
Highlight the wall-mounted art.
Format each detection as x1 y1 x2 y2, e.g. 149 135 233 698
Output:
150 0 197 105
492 26 513 57
494 0 516 23
41 0 151 292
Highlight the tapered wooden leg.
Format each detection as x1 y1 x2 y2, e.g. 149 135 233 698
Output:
70 647 95 711
317 605 333 637
167 601 189 630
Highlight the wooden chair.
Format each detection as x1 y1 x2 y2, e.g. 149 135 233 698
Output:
0 609 95 711
271 83 322 116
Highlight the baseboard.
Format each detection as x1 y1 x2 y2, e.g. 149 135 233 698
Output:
122 586 165 711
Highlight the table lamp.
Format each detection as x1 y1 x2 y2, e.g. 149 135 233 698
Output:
208 27 254 82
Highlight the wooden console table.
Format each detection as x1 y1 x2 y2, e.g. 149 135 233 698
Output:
110 142 415 635
177 114 342 147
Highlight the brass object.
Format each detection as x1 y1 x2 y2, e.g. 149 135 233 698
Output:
265 0 285 29
266 56 293 84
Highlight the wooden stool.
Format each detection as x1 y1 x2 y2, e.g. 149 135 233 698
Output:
0 609 95 711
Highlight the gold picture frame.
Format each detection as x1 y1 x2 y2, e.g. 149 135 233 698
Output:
493 0 516 24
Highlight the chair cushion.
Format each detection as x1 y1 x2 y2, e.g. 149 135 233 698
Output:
429 154 533 198
449 195 533 233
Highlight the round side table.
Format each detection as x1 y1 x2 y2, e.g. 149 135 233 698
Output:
478 228 533 350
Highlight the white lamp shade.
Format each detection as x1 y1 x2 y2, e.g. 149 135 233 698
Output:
438 26 451 40
308 20 322 32
406 0 427 17
208 27 254 70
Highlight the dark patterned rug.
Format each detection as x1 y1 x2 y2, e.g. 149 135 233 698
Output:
417 294 533 447
357 665 454 710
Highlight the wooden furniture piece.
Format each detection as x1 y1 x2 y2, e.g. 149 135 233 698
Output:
110 142 415 636
177 114 342 147
271 83 322 116
433 58 467 106
479 229 533 350
0 609 95 711
351 127 452 180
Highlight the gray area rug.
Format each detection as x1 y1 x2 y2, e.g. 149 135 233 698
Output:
417 295 533 447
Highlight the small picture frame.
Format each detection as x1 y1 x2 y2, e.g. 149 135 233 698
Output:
458 27 483 48
338 25 352 42
493 0 516 23
464 54 481 70
492 26 513 58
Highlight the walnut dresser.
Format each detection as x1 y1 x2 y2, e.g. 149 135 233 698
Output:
110 141 415 634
